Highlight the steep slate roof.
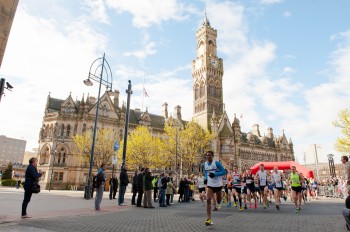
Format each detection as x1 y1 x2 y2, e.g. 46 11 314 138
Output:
240 132 275 148
48 97 64 112
129 109 165 129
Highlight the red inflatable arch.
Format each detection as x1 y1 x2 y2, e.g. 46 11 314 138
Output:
250 161 314 179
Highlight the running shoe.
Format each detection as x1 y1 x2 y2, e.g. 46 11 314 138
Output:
213 207 218 211
276 205 280 210
239 206 244 211
283 195 287 201
298 207 301 211
233 202 237 207
244 205 247 210
249 202 252 208
227 202 231 207
295 208 299 213
217 204 221 210
254 204 257 209
205 219 213 226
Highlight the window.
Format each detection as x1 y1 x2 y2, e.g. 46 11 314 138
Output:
53 172 64 182
66 125 71 137
82 123 86 133
60 124 64 137
73 124 78 136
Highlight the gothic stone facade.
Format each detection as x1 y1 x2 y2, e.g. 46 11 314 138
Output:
192 16 294 169
37 91 181 190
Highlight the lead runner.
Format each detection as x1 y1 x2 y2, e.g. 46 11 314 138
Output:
203 150 227 226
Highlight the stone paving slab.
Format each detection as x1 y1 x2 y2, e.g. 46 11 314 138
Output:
0 187 347 232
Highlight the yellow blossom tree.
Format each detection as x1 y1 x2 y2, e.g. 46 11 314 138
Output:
72 128 119 167
333 108 350 153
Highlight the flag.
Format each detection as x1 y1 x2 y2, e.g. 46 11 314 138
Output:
143 87 149 97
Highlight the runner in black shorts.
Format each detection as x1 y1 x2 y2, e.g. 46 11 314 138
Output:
243 169 257 209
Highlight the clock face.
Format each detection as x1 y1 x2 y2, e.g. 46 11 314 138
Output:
195 59 202 70
211 58 218 68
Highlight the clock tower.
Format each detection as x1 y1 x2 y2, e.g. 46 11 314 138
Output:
192 14 224 131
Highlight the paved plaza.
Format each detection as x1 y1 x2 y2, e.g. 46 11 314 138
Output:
0 187 347 232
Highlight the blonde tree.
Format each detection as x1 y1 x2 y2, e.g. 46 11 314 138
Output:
178 121 212 175
73 128 119 167
117 126 167 170
333 108 350 153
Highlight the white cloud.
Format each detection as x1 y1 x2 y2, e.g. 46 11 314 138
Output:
284 11 292 18
82 0 109 23
0 3 107 151
283 66 294 73
260 0 284 4
106 0 189 28
123 33 157 59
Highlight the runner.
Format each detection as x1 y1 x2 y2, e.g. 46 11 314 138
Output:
226 170 233 207
197 172 206 206
311 179 318 200
301 177 308 204
232 166 243 211
256 164 270 209
288 165 303 213
243 169 257 209
272 166 284 210
203 151 226 226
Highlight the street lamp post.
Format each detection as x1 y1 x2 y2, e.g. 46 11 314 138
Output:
121 80 132 169
327 154 336 178
84 53 113 200
314 144 320 181
49 128 63 191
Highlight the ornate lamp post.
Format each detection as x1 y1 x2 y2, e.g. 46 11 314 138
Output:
84 53 113 200
327 154 336 178
121 80 132 169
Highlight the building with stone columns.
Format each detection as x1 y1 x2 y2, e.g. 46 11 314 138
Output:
192 15 294 170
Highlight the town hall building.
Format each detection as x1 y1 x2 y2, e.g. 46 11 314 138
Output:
36 16 294 190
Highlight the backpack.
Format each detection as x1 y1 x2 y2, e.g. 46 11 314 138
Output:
157 177 163 188
93 172 104 188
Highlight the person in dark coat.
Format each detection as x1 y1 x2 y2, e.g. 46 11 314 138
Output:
136 168 145 207
178 177 185 202
143 168 154 208
118 165 129 206
22 157 42 218
109 174 119 200
131 171 138 205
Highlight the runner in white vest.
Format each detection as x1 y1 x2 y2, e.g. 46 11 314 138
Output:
202 151 226 226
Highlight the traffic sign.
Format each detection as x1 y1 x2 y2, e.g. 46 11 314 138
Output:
114 141 120 151
112 155 118 165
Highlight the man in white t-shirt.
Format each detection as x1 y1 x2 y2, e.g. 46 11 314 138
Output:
256 164 270 209
202 151 226 226
272 166 284 210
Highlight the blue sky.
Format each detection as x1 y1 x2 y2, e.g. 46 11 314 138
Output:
1 0 350 165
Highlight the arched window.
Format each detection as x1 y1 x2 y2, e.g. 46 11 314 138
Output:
60 124 64 137
195 83 200 100
66 125 71 137
73 124 78 136
200 81 205 98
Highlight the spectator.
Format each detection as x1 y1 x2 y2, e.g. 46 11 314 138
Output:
143 168 154 208
341 156 350 186
342 185 350 231
109 174 118 200
95 164 106 210
118 165 129 206
22 157 42 218
131 171 138 205
136 168 145 207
